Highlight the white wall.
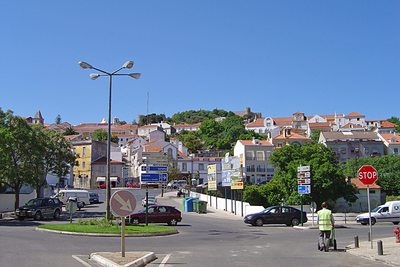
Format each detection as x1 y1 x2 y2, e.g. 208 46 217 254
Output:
0 192 36 212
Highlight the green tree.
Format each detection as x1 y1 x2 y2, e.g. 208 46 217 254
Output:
0 110 42 210
243 179 286 207
269 143 357 209
387 116 400 132
92 129 118 144
30 125 78 196
63 126 78 136
179 132 203 153
55 114 61 124
310 129 322 144
341 155 400 195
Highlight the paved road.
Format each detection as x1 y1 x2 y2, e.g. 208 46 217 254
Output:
0 189 396 267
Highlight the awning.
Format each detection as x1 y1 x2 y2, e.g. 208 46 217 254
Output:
96 177 106 182
97 177 119 182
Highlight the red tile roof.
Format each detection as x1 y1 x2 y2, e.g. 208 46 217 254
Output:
239 140 273 146
380 121 398 128
346 112 364 117
351 178 381 189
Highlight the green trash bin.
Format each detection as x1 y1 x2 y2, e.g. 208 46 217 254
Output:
198 201 207 213
182 197 190 210
192 199 199 212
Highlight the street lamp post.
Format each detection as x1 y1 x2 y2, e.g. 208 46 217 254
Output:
79 61 141 221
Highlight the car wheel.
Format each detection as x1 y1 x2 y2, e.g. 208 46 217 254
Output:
252 218 263 227
18 216 25 221
393 222 399 225
132 218 140 225
34 211 43 221
53 209 61 219
370 217 376 225
291 218 300 226
168 218 178 226
361 223 367 225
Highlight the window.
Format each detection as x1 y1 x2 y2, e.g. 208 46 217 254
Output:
82 147 86 158
256 151 265 161
246 151 254 160
199 164 204 171
256 165 265 172
82 161 86 169
111 166 116 173
100 166 105 173
394 148 398 155
182 163 187 171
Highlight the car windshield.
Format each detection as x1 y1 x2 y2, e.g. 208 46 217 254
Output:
372 206 382 212
263 207 274 213
26 199 42 206
90 193 96 197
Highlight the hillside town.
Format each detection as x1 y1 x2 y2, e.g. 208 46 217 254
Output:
20 108 399 196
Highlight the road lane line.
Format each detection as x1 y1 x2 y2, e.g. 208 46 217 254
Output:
159 254 171 267
72 255 92 267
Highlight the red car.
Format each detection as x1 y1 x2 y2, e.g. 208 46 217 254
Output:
97 184 113 189
126 182 140 188
126 205 182 226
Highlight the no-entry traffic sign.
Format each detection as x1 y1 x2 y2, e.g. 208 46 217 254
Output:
358 165 378 185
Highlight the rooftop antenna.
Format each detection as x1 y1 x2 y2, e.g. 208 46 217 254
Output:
147 92 149 125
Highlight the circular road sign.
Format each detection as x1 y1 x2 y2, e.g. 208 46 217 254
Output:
110 190 137 217
358 165 378 185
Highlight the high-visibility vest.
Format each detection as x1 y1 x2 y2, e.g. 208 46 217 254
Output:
318 209 332 231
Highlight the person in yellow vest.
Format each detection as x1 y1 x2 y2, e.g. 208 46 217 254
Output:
317 202 335 252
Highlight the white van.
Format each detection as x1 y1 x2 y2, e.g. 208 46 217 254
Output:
356 201 400 225
52 190 91 206
167 180 188 189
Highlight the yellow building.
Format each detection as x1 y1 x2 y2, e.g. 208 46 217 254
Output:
67 136 107 189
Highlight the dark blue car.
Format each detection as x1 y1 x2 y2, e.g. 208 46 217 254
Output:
244 206 307 226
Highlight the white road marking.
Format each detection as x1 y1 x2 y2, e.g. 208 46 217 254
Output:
159 254 171 267
72 255 92 267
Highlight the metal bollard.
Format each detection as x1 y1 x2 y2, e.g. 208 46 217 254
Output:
377 240 383 255
354 236 359 248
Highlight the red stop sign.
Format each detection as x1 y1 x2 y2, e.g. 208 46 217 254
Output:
358 165 378 185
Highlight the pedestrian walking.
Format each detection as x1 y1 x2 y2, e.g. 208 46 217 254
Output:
317 202 335 252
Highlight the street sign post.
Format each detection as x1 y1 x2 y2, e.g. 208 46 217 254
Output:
297 179 311 184
358 165 378 185
141 166 168 172
141 173 168 182
142 158 168 165
298 172 311 178
298 185 311 194
142 151 168 157
358 165 378 249
298 165 311 226
298 166 310 172
110 190 137 258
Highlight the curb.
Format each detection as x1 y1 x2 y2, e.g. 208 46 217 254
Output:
35 227 179 237
90 251 157 267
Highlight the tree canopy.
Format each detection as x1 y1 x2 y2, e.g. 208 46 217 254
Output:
341 154 400 195
0 109 77 210
268 143 357 209
92 129 119 144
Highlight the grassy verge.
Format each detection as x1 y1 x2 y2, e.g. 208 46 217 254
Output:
37 217 176 234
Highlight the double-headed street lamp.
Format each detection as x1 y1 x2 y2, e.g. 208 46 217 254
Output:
79 61 141 220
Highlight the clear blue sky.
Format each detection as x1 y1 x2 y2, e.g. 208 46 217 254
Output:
1 1 398 125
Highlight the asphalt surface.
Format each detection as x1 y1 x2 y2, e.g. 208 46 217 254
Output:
2 192 400 267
